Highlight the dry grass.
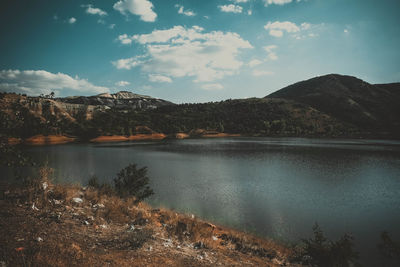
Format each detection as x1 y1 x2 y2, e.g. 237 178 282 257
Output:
0 181 299 267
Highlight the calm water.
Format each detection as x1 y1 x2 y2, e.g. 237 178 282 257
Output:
13 138 400 265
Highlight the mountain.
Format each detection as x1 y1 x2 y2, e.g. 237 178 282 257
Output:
267 74 400 134
1 76 399 140
59 91 173 110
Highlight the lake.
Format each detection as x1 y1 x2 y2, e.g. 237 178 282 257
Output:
13 137 400 266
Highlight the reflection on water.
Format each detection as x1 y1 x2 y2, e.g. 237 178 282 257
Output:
12 138 400 266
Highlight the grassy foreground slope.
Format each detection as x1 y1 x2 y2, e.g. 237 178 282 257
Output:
0 181 299 267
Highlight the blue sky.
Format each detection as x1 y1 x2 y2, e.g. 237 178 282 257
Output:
0 0 399 103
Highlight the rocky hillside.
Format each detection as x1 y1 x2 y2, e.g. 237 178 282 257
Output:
0 91 174 138
59 91 173 111
267 74 400 134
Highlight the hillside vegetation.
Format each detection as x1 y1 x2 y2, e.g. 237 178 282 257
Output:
1 74 399 141
268 74 400 135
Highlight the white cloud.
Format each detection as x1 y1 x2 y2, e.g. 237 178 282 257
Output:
218 4 243 13
201 83 224 90
252 70 274 76
82 4 107 16
267 53 278 61
0 69 109 95
113 0 157 22
130 25 204 44
264 21 299 37
247 59 263 67
264 45 277 52
230 0 249 3
112 56 145 70
148 74 172 83
264 45 278 60
114 26 253 82
117 34 133 45
247 10 252 15
68 17 77 24
300 22 311 30
109 24 116 29
115 80 130 86
175 4 196 16
264 21 314 38
269 30 283 37
344 29 349 34
263 0 296 6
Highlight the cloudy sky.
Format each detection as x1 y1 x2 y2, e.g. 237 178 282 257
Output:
1 0 399 103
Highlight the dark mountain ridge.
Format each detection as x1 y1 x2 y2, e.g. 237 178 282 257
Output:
267 74 400 134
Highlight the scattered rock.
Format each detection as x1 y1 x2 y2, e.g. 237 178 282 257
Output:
37 237 43 242
49 212 61 222
194 241 206 249
53 199 63 205
31 203 39 211
212 236 218 241
72 197 83 204
162 238 173 248
93 203 105 209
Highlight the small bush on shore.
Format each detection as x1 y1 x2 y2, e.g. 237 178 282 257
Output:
88 175 115 196
378 231 400 261
88 175 100 188
113 163 154 203
296 223 360 267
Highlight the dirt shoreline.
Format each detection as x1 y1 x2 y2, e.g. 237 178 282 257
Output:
24 135 76 145
7 133 242 146
90 134 167 143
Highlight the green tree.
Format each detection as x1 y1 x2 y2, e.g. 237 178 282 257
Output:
378 231 400 261
218 122 224 133
114 164 154 203
299 224 360 267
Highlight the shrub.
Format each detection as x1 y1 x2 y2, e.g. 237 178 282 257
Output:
378 231 400 261
88 175 100 188
113 163 154 203
87 175 115 196
299 224 360 267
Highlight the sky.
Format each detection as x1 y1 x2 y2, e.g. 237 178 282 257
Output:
0 0 400 103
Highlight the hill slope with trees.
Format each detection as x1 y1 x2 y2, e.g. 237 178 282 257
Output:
1 74 399 141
